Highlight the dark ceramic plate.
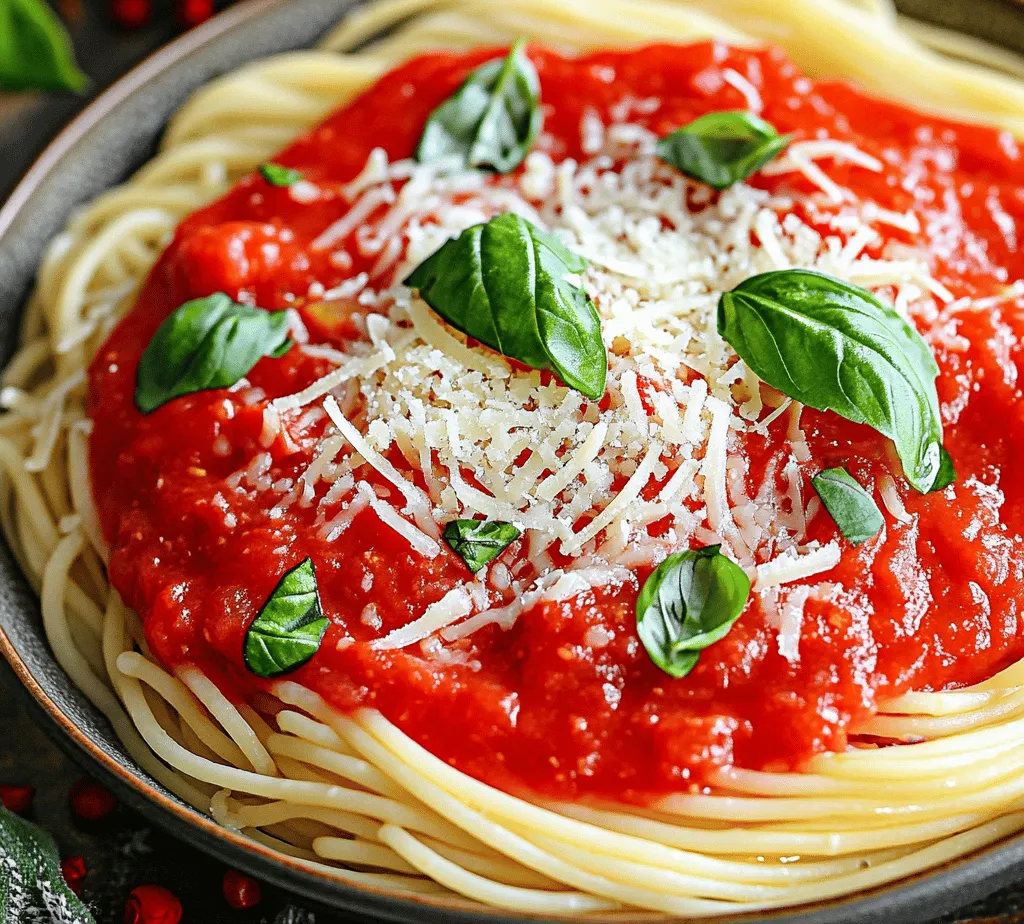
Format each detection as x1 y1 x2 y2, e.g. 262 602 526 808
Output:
2 2 1024 922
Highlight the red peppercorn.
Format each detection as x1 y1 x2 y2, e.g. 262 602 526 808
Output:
124 885 182 924
175 0 214 28
222 868 262 909
61 856 87 897
69 778 117 821
0 783 34 814
110 0 150 29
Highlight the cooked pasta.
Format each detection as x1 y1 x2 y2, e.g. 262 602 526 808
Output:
5 0 1024 916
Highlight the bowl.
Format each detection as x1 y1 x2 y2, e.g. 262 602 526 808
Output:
2 1 1024 921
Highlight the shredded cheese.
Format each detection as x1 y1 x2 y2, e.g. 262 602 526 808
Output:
374 584 477 649
755 542 842 589
238 112 951 654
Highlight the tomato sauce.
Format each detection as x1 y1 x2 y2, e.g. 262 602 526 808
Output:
88 43 1024 801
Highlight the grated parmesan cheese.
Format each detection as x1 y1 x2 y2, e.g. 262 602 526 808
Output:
248 113 953 654
374 584 477 649
755 542 842 589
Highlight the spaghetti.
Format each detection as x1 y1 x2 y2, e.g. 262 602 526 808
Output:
5 0 1024 916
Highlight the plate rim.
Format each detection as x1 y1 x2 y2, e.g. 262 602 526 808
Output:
1 3 1023 921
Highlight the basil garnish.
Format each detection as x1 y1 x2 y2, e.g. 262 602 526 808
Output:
135 292 293 414
718 269 951 494
416 39 542 174
933 447 957 492
243 558 328 679
443 520 521 573
259 163 304 187
636 546 750 679
656 111 790 189
0 805 95 923
811 467 884 546
405 213 607 399
0 0 86 93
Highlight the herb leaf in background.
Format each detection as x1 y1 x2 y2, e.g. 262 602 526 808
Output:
656 111 790 189
718 269 951 493
636 546 751 679
811 467 885 546
416 38 542 173
443 519 522 573
243 558 329 678
259 163 304 187
405 212 607 399
135 292 293 414
0 0 86 93
0 805 95 923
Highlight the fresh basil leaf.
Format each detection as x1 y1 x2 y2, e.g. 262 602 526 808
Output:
443 519 521 573
243 558 328 678
718 269 951 494
0 805 95 923
416 38 542 173
260 163 304 187
811 467 884 546
405 213 607 399
135 292 293 414
932 447 957 492
636 545 750 679
0 0 86 93
656 111 790 189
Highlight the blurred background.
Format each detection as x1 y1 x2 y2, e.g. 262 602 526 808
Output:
0 0 227 204
2 0 1024 922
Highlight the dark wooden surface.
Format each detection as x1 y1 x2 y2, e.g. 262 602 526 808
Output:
4 1 1024 921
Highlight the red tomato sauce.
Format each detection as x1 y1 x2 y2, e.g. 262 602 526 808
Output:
88 43 1024 801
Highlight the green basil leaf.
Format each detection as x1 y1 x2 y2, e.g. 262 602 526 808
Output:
636 545 750 679
811 467 884 546
135 292 293 414
718 269 951 494
443 519 521 573
243 558 328 678
0 0 86 93
0 805 95 923
405 213 607 399
416 39 542 173
656 111 790 189
932 447 957 492
259 163 304 187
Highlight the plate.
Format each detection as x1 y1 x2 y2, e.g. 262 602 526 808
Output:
1 2 1023 921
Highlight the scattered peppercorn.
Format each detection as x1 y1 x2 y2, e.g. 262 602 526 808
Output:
222 868 262 909
60 855 88 897
176 0 214 27
124 885 182 924
109 0 151 28
0 783 35 814
69 777 117 821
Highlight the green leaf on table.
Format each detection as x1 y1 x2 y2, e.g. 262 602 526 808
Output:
405 212 607 399
135 292 293 414
0 805 95 923
0 0 86 93
243 558 328 678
